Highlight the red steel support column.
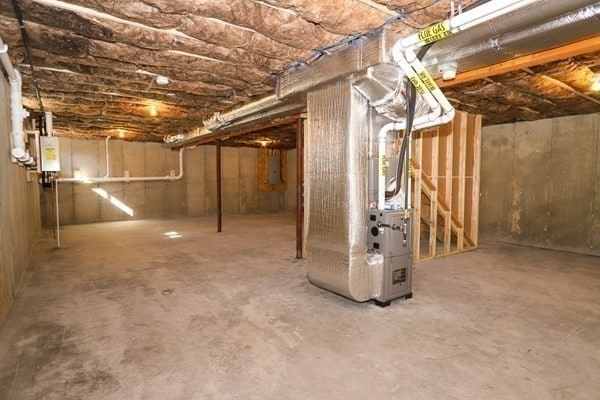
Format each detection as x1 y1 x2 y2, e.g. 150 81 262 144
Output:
296 118 304 259
216 139 222 233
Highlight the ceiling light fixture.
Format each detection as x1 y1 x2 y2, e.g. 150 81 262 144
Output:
257 139 270 147
150 104 158 117
591 76 600 92
156 75 170 85
118 129 125 138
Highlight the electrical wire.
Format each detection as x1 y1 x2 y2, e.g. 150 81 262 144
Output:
385 44 432 200
11 0 44 112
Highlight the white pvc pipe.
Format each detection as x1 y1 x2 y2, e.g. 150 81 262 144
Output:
378 122 403 210
45 111 53 136
34 127 41 173
1 35 32 164
9 70 30 162
103 136 110 178
376 107 455 211
404 48 454 115
0 35 16 81
400 0 539 49
55 148 186 247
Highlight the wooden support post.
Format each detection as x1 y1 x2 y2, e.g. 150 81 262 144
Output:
296 118 304 259
470 115 482 246
412 134 422 260
216 139 222 233
455 113 468 250
443 120 454 253
429 129 439 257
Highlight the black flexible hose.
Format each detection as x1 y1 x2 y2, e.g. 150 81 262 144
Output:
385 44 431 200
11 0 44 111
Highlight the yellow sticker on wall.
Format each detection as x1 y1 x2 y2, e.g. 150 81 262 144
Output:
417 21 452 44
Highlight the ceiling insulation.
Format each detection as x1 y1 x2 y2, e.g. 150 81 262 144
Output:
0 0 598 144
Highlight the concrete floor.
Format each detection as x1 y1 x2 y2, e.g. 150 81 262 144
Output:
0 214 599 400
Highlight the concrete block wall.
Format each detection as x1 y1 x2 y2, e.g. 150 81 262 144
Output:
480 112 600 256
0 76 42 323
43 138 296 225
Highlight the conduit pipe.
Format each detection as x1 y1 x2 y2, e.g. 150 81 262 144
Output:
54 148 186 247
0 34 33 166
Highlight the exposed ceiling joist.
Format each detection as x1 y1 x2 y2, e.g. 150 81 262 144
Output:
537 73 600 107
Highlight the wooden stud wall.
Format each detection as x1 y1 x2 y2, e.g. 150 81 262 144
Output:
411 111 482 261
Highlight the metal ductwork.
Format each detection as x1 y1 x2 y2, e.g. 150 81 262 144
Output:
303 0 599 306
425 0 600 78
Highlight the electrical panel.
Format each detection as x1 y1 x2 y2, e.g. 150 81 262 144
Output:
40 136 60 172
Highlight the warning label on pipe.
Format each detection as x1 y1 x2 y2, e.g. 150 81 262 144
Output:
417 21 451 44
419 71 438 92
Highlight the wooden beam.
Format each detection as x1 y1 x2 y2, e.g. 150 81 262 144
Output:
437 36 600 88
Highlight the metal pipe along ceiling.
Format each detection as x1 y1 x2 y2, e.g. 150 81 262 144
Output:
425 0 600 78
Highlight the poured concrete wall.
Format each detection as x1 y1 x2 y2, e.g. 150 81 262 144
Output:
42 139 296 225
0 76 41 323
480 112 600 256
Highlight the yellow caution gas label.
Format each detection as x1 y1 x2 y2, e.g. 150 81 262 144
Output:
408 75 427 95
417 21 452 44
419 70 438 92
381 154 387 175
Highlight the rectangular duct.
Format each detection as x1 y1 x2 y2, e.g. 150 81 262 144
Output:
305 80 372 302
278 30 399 100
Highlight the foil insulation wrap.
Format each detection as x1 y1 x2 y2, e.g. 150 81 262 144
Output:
426 0 599 78
278 29 399 100
305 80 374 302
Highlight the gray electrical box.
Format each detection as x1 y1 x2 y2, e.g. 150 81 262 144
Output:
40 136 61 172
367 209 413 306
268 152 280 184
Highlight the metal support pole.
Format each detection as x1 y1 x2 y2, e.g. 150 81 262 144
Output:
216 139 222 233
55 178 60 247
296 118 304 259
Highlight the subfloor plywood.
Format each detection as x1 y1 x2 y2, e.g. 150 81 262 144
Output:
0 215 599 399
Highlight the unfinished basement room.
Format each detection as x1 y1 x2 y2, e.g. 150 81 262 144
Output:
1 0 599 398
